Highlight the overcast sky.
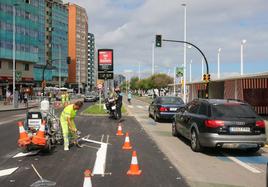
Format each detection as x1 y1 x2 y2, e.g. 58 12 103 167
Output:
65 0 268 81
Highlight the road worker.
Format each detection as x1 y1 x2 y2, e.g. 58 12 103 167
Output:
61 92 66 106
65 92 70 105
60 101 83 151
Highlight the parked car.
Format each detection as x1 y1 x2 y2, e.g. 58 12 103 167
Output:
148 96 185 121
172 99 266 152
84 94 97 102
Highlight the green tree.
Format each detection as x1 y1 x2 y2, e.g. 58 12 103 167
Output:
150 73 173 95
130 77 139 90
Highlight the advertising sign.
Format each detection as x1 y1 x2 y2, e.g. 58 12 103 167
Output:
98 49 113 71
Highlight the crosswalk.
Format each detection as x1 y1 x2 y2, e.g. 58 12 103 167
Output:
126 105 148 110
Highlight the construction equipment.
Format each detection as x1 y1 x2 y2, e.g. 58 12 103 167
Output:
17 99 63 153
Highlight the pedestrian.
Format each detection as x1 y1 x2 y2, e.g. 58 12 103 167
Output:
61 92 66 106
127 91 132 104
6 90 11 105
60 101 83 151
23 92 28 107
115 87 123 119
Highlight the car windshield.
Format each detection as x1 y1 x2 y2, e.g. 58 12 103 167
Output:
158 97 184 105
211 103 258 118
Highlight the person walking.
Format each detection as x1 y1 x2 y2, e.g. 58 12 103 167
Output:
127 91 132 104
60 101 83 151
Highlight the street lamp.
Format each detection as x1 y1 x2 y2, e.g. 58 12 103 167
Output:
58 45 61 88
182 3 187 103
217 48 221 79
201 58 204 80
240 39 246 75
152 41 155 75
12 3 19 108
189 59 192 82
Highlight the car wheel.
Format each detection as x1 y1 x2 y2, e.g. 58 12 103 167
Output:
154 112 159 122
172 121 178 137
190 129 202 152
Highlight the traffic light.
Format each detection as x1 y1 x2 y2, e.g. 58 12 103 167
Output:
41 80 46 89
207 74 210 81
203 74 207 81
67 56 71 64
155 35 162 47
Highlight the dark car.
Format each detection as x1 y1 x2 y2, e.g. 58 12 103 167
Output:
172 99 266 153
149 96 185 121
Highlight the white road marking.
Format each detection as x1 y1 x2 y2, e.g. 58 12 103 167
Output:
0 167 18 177
128 105 134 108
13 150 40 158
82 135 109 176
226 156 261 173
137 105 144 109
0 114 26 126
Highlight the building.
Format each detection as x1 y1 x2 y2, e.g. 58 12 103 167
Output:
170 72 268 115
87 33 96 90
67 3 88 92
114 74 126 87
0 0 39 99
33 0 68 87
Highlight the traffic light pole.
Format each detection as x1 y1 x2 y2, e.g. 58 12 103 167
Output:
162 39 210 99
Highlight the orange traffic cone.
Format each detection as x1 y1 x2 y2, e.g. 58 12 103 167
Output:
127 151 142 176
32 120 46 146
116 123 124 136
122 132 132 150
83 169 92 187
17 121 31 147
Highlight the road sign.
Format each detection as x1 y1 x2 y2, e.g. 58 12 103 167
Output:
97 84 103 89
15 71 22 81
98 49 113 71
98 72 113 80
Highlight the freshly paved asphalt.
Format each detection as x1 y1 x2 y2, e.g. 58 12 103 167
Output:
0 102 188 187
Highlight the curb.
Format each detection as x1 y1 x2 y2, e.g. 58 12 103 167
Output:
0 104 39 112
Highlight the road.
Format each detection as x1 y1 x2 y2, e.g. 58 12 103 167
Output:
0 102 188 187
126 97 268 187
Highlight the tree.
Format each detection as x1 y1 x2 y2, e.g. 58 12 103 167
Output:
150 73 173 95
130 77 139 90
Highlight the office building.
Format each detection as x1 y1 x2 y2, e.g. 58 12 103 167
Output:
87 33 96 90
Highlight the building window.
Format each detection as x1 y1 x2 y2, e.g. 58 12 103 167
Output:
25 64 29 71
8 62 12 70
25 0 30 4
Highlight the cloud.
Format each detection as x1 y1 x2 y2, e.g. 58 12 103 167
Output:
66 0 268 81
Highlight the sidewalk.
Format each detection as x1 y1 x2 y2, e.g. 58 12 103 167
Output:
0 100 40 112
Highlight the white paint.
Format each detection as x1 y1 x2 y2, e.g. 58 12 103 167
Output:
137 105 143 109
227 156 261 173
92 143 108 176
0 167 18 177
13 150 40 158
81 136 109 176
128 105 134 108
0 114 26 126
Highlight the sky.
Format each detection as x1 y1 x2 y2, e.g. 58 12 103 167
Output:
65 0 268 82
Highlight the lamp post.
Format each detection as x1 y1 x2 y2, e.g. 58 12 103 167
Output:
138 62 141 80
217 48 221 79
58 45 61 88
189 59 192 82
173 67 176 96
152 42 155 75
182 3 187 103
201 58 204 80
12 4 18 108
240 39 246 75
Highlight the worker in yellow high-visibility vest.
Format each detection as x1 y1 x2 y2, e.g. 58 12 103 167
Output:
60 101 83 151
61 92 66 105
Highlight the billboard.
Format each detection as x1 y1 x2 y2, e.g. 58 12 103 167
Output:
98 49 113 71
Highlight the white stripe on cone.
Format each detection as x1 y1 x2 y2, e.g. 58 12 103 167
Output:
118 125 122 130
19 126 25 132
83 177 92 187
131 156 138 165
125 136 130 142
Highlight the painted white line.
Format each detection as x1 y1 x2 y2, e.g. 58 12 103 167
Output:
0 167 18 177
128 105 134 108
227 156 261 173
13 150 40 158
92 143 108 176
137 105 144 109
0 114 26 126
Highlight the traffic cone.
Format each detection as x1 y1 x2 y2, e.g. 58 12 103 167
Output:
17 121 31 147
32 120 47 146
127 151 142 176
83 169 92 187
116 123 124 136
122 132 132 150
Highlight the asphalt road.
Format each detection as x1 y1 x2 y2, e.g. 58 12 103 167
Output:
127 97 268 187
0 102 188 187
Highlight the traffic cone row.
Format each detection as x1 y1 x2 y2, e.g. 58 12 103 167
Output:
116 122 142 176
17 120 47 148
